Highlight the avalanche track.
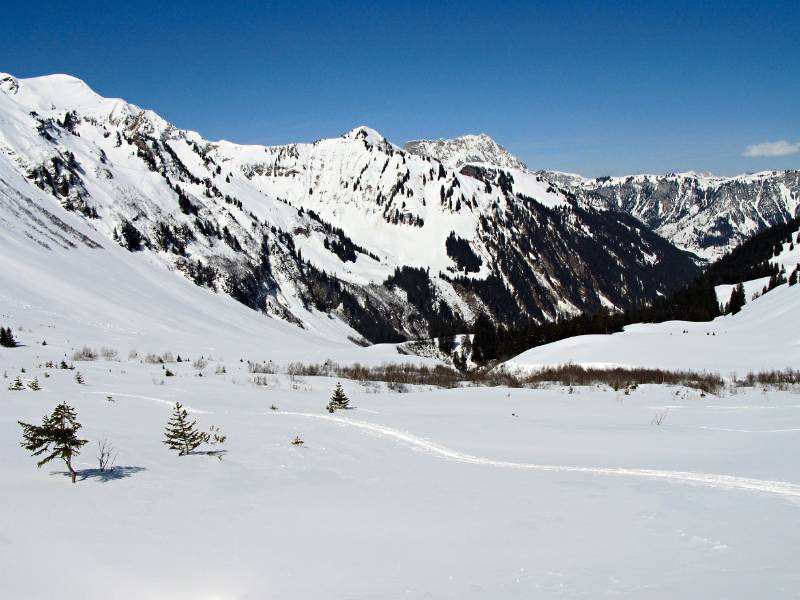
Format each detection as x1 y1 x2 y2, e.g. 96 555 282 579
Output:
276 411 800 502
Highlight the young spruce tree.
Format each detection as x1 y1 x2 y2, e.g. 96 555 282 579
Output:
163 402 205 455
18 402 88 483
326 382 349 413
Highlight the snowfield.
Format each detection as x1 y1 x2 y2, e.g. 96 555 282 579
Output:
3 354 800 599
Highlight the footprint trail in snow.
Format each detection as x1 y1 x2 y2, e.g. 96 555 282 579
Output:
277 411 800 502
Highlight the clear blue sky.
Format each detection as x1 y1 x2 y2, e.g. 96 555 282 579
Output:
2 0 798 176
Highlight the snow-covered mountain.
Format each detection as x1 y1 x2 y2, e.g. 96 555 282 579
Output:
405 133 527 171
0 72 698 343
565 171 800 260
405 134 800 261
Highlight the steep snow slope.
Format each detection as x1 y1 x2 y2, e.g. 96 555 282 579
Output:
506 239 800 374
0 71 699 344
0 152 431 365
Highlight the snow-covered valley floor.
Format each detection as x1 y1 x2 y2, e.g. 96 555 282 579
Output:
3 346 800 598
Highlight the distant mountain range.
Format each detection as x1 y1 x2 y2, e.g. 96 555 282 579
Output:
3 71 788 344
404 134 799 261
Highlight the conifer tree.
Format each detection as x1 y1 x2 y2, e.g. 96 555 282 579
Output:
790 267 799 286
0 326 16 348
18 402 88 483
727 283 746 315
328 382 349 411
163 402 205 455
8 376 24 391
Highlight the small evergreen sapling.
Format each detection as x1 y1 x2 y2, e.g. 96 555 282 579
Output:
27 377 41 391
326 382 349 412
18 402 88 483
74 371 85 384
163 402 205 455
8 376 24 391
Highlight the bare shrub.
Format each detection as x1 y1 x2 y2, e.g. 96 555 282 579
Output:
249 361 277 374
162 351 175 363
651 410 669 426
100 347 119 361
193 357 208 370
273 361 727 394
97 439 118 472
387 381 409 393
144 353 163 364
203 425 226 445
72 346 98 361
507 364 724 395
737 369 800 387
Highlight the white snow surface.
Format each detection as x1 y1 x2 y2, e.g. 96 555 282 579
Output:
3 354 800 598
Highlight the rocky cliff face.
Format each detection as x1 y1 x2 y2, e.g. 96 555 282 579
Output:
405 134 528 171
567 171 800 260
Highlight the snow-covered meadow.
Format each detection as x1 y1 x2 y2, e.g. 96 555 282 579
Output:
3 333 800 598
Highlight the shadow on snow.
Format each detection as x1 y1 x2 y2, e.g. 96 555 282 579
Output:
49 466 147 482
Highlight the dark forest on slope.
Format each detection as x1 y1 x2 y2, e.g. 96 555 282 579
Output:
464 217 800 365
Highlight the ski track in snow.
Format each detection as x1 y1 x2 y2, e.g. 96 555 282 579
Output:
277 411 800 502
696 426 800 433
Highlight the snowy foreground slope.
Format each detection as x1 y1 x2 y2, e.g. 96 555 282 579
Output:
506 240 800 374
3 354 800 599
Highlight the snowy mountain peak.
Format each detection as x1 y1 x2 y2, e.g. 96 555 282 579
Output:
0 73 19 94
342 125 386 144
405 133 527 171
20 73 101 103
